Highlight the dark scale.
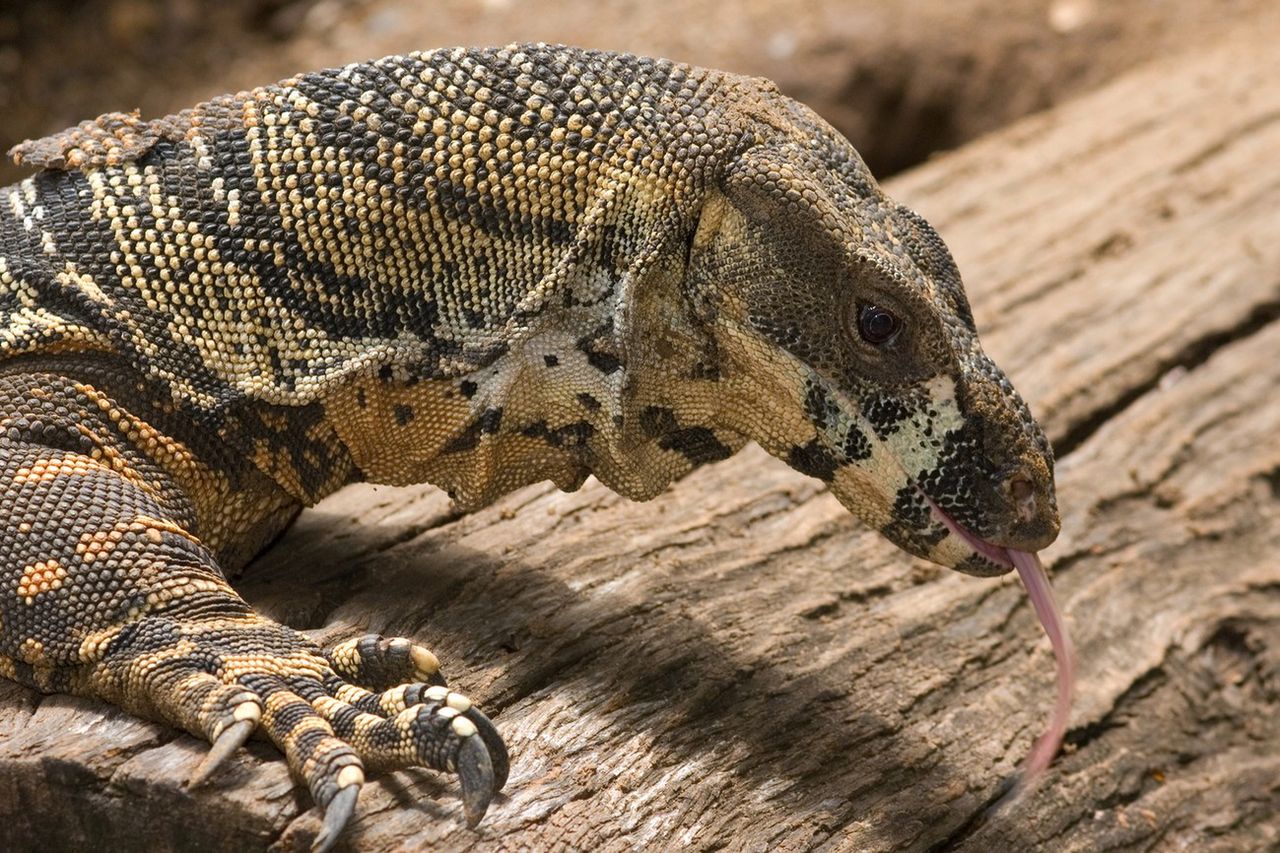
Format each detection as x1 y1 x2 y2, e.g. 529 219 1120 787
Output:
879 484 950 561
657 427 733 466
787 438 839 483
859 391 915 438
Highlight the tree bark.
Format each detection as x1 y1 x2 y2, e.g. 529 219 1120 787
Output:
2 23 1279 853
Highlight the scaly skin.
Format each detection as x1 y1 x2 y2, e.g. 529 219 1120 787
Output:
0 44 1058 847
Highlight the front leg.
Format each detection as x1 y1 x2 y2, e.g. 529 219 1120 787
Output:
0 374 507 849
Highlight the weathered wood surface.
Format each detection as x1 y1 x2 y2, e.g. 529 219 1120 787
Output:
3 25 1280 853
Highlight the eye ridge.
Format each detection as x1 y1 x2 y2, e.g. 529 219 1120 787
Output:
858 303 902 345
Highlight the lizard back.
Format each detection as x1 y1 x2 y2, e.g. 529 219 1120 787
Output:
2 45 753 505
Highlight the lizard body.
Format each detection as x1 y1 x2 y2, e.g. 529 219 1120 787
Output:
0 44 1058 847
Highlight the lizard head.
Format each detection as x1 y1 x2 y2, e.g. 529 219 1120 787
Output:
684 98 1058 576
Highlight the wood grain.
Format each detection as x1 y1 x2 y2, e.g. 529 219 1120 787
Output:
2 22 1278 853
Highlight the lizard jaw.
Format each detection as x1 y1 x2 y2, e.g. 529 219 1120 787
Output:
921 490 1017 569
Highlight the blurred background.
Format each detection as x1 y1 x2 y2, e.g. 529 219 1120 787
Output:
2 0 1277 185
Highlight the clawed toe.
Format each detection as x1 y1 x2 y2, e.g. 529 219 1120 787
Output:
328 634 447 691
456 735 496 827
461 707 509 791
188 717 257 787
413 684 508 791
313 779 362 853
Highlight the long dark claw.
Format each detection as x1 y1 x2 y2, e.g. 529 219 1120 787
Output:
457 735 495 828
313 782 361 853
463 708 509 790
188 718 256 787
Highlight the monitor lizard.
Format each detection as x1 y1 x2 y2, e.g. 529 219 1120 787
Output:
0 44 1059 850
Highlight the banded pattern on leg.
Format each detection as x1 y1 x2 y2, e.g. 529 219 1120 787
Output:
0 373 507 850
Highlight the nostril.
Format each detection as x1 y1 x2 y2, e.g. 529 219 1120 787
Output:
1010 474 1036 520
1010 475 1033 501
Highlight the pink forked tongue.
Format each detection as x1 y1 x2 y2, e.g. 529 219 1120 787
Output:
923 496 1075 796
1006 547 1075 790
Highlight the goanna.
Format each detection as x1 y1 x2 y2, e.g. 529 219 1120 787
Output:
0 44 1059 848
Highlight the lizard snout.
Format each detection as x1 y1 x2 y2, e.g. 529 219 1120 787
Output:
993 466 1059 552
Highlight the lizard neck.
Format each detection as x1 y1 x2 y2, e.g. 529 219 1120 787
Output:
318 216 757 511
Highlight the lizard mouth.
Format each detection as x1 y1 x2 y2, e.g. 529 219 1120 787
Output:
920 490 1076 793
922 491 1018 569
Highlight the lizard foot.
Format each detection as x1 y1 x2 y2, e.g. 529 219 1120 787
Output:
96 617 506 851
323 633 510 791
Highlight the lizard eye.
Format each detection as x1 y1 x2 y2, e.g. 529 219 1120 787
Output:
858 304 902 345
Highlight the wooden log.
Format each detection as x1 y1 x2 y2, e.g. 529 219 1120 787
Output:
2 23 1280 853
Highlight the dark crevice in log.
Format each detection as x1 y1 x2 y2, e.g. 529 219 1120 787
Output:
1053 297 1280 458
1063 666 1166 750
924 777 1017 853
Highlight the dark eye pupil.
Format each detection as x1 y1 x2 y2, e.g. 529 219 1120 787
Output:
859 305 900 344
